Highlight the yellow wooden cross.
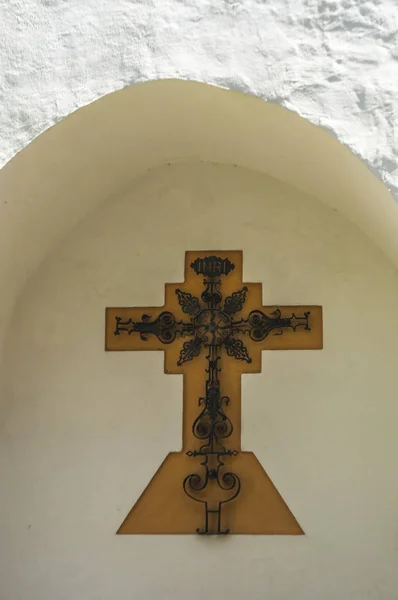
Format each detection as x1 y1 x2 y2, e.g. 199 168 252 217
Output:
106 251 322 534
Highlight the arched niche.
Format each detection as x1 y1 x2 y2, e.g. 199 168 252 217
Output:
2 80 398 599
0 79 397 367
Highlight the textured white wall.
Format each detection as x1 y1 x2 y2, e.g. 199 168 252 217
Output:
1 163 398 599
2 5 398 598
1 0 398 196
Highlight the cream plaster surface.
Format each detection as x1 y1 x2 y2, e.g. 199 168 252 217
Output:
1 162 398 599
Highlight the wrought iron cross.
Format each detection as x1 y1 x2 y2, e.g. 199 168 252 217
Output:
106 251 322 535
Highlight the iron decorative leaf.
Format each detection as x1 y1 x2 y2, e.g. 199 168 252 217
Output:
224 337 252 363
223 286 248 315
177 337 202 366
175 288 201 316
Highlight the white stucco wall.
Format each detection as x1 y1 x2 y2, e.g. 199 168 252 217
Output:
1 0 398 196
1 162 398 599
1 5 398 599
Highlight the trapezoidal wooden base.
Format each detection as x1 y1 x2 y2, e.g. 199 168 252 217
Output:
117 451 303 535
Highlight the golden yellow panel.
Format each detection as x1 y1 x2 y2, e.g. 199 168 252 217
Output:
106 251 322 535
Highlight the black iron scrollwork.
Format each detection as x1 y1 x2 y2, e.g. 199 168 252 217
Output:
183 344 240 534
224 337 252 363
241 309 310 341
114 312 193 344
223 286 248 315
114 256 311 534
176 289 201 316
177 337 202 366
